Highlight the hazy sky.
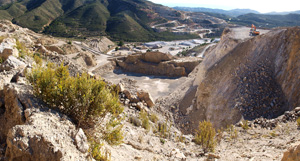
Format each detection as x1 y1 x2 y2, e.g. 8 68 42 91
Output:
149 0 300 13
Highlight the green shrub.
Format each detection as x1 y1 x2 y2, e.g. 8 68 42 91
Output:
129 116 142 127
194 120 216 153
241 120 249 130
0 57 3 64
297 117 300 127
140 110 150 130
33 54 42 65
115 47 119 51
157 121 169 138
0 36 5 44
27 63 123 128
227 125 238 140
269 131 278 137
216 128 224 144
149 113 158 123
89 141 111 161
118 40 124 47
176 134 186 143
103 119 124 145
16 39 27 57
160 138 165 144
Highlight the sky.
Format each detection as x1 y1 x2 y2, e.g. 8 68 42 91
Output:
149 0 300 13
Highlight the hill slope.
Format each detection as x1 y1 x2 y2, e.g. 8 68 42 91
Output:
231 13 300 28
0 0 199 41
173 7 259 17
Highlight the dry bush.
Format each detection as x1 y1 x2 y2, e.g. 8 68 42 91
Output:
27 63 123 128
140 110 150 130
297 117 300 127
194 120 216 153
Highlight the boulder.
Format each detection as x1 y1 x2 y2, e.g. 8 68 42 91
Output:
117 83 125 93
82 52 97 67
45 45 64 55
0 84 26 140
0 84 90 161
137 90 155 107
0 38 19 59
74 129 89 153
282 144 300 161
0 56 26 72
5 112 89 161
142 52 173 63
36 44 51 55
170 148 186 160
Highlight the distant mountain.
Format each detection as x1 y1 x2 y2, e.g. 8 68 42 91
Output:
0 0 17 6
173 7 260 17
266 10 300 15
0 0 199 41
231 13 300 28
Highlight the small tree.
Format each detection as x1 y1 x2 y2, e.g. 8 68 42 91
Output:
118 40 124 47
194 120 216 153
115 47 119 51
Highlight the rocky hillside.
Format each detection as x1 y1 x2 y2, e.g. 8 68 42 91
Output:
0 0 202 41
159 26 300 134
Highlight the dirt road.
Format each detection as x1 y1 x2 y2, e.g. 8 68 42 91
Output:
229 27 270 40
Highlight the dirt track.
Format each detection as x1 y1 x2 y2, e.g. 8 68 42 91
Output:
229 27 270 40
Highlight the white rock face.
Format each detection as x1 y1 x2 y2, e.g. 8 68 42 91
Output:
1 84 90 161
0 56 26 72
0 38 19 59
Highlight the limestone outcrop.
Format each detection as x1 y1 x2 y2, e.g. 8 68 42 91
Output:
0 38 19 60
282 144 300 161
115 52 202 77
0 84 90 161
173 27 300 132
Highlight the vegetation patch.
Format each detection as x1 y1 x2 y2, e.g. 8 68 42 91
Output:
140 110 150 130
194 120 216 153
89 140 111 161
27 63 123 128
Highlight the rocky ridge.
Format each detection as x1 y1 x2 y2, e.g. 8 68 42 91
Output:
115 52 202 77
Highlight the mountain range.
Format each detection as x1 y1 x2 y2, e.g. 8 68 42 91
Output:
0 0 199 41
173 7 260 17
174 7 300 17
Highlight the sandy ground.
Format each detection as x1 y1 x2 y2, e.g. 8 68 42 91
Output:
88 54 110 72
101 70 188 101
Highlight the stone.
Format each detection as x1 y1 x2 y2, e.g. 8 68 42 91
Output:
136 102 144 111
0 38 19 59
282 144 300 161
170 148 186 160
125 99 130 105
117 83 125 93
0 56 26 72
45 45 64 55
137 90 155 107
294 107 300 112
0 84 89 161
142 52 173 63
82 52 96 67
207 153 220 160
74 128 89 153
